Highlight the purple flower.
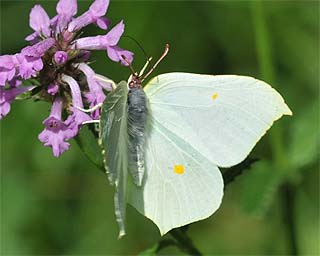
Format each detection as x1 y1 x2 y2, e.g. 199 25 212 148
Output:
0 55 16 71
55 0 78 32
107 46 134 66
56 0 77 17
48 83 59 95
78 63 108 118
0 52 46 86
0 39 56 84
17 54 43 80
74 20 124 50
68 0 110 32
8 78 22 88
22 38 55 58
29 5 51 37
94 74 113 91
25 32 40 44
0 86 34 119
77 50 91 62
65 108 92 137
0 55 18 86
73 21 133 65
62 74 92 136
18 38 55 79
54 51 68 65
38 97 74 157
25 4 51 42
0 0 134 157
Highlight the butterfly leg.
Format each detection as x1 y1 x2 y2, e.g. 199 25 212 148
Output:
82 120 100 125
94 75 117 90
74 103 103 113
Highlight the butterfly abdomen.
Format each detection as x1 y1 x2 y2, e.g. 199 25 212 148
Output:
127 87 147 186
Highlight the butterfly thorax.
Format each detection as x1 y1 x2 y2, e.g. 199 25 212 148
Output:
127 75 147 186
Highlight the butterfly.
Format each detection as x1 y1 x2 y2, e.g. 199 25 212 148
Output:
97 45 292 237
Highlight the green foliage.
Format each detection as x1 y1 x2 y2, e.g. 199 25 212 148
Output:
75 125 103 169
241 161 283 216
138 244 159 256
288 100 319 171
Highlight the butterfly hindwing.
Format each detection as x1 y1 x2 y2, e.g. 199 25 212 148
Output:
128 115 224 235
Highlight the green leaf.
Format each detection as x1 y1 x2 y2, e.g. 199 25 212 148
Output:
138 244 158 256
240 160 283 217
75 125 104 170
15 86 40 101
138 239 178 256
100 81 129 238
23 78 41 86
15 91 33 101
222 157 258 185
288 99 319 170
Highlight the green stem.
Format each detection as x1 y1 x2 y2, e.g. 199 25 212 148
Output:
155 239 178 252
169 228 202 256
251 1 298 254
222 157 258 186
251 0 286 169
282 183 298 255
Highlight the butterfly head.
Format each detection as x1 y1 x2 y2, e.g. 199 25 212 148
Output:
128 73 142 89
122 44 170 89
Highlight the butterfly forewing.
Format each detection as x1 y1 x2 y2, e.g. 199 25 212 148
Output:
100 81 129 238
144 73 292 168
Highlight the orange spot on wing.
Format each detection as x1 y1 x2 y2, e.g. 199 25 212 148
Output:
174 165 185 175
211 93 218 100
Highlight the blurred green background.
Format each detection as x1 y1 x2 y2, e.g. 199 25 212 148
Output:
0 0 319 255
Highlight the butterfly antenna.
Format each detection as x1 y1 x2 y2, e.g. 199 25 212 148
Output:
122 35 151 62
141 44 170 83
121 55 137 75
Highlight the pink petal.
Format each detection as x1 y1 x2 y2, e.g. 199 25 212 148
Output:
89 0 109 17
56 0 77 16
104 20 124 46
106 45 134 66
96 17 111 30
29 5 51 37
